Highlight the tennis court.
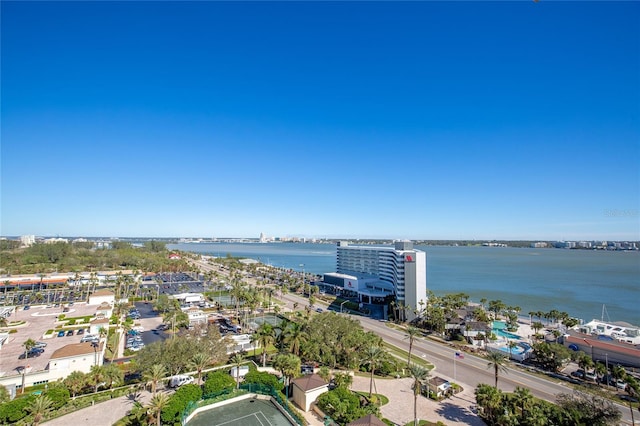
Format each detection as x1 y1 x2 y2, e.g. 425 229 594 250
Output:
185 398 295 426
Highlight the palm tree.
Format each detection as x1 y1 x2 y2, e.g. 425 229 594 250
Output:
513 386 534 422
28 394 53 426
408 364 430 426
405 326 420 368
273 353 301 398
231 353 244 390
102 363 124 389
23 338 36 359
362 345 386 398
507 340 518 360
147 392 169 426
145 364 166 395
486 351 508 388
255 323 275 367
189 352 211 385
283 322 306 356
64 371 87 398
88 365 105 393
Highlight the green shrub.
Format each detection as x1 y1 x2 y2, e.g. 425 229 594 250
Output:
203 371 236 395
161 384 202 425
0 395 34 423
45 385 70 409
243 371 284 391
58 315 66 321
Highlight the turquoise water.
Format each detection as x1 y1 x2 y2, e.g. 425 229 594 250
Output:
169 243 640 325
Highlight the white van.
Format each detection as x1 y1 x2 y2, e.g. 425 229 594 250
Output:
169 375 194 388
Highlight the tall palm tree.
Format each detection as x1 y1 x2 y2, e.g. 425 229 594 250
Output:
146 364 167 395
283 322 306 356
486 351 508 388
507 340 518 360
273 353 301 398
88 365 105 393
408 364 430 426
255 323 275 367
513 386 534 422
189 352 211 385
102 363 124 389
64 371 87 398
28 394 53 426
22 338 36 360
362 345 386 398
405 326 420 368
147 392 169 426
231 353 244 390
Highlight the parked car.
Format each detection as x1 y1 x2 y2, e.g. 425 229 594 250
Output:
57 330 66 337
315 307 323 313
584 371 597 381
169 375 194 388
616 380 627 390
33 342 47 349
81 335 99 343
77 328 84 335
66 330 74 336
23 306 30 311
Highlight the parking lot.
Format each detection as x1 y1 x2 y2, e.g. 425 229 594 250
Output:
0 303 100 377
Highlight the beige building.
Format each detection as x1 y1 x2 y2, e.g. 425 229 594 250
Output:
291 374 328 412
88 289 115 306
0 341 105 392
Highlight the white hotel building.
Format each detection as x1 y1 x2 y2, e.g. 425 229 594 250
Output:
322 241 427 320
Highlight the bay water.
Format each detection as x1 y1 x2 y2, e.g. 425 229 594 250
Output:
168 242 639 325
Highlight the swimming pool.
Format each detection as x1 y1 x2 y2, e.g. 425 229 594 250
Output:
492 321 522 339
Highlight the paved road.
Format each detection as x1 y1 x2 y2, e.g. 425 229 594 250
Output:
279 292 636 425
190 258 636 425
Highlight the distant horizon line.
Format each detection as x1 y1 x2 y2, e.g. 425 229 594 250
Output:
3 235 639 243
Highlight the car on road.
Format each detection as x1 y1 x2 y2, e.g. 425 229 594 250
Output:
315 307 323 313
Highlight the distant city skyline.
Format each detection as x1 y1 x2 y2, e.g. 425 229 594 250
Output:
2 2 638 241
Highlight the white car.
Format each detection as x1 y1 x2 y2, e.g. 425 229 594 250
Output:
169 375 194 388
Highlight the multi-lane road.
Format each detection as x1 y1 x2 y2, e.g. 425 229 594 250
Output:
190 258 635 424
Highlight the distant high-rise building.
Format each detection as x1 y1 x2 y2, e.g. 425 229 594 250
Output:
20 235 36 247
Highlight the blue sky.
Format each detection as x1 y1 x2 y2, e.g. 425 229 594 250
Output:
1 1 639 240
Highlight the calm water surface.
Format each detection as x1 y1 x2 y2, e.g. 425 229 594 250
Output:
169 243 639 325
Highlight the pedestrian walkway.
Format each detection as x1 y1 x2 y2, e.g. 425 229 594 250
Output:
42 389 153 426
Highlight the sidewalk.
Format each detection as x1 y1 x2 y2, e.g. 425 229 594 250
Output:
42 389 153 426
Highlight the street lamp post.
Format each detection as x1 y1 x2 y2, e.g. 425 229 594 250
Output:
340 300 348 314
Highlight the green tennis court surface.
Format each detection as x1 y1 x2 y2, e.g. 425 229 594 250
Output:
186 398 294 426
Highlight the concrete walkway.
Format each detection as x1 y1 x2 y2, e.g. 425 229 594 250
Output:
42 389 153 426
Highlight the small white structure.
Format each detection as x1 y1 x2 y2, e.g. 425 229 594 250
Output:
171 293 204 305
291 374 328 412
88 289 115 306
48 341 105 379
186 307 207 327
95 302 113 319
89 318 110 336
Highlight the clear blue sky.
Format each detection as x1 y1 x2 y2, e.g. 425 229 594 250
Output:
2 1 639 240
